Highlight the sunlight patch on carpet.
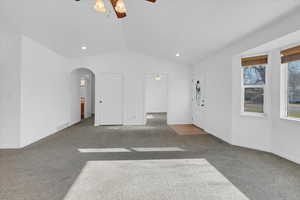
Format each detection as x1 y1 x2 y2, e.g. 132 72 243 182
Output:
78 147 185 153
105 126 157 130
64 159 249 200
78 148 131 153
132 147 185 152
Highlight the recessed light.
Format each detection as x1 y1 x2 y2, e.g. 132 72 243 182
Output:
176 53 180 57
81 46 87 50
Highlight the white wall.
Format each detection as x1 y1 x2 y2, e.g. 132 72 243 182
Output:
70 70 81 125
20 36 70 147
193 51 233 142
193 10 300 164
145 74 168 113
2 36 191 148
71 52 192 125
269 49 300 164
231 55 272 152
0 29 21 148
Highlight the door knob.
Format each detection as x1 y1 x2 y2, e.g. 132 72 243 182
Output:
99 100 103 103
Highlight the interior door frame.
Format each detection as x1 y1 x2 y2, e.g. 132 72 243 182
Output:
143 73 169 124
192 73 206 130
95 72 124 126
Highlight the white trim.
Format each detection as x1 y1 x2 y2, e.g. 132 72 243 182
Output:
240 52 269 58
280 63 288 118
240 112 266 118
280 62 300 121
273 149 300 165
123 121 146 126
168 121 193 125
280 116 300 122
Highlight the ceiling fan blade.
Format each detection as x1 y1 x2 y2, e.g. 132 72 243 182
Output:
145 0 157 2
110 0 127 18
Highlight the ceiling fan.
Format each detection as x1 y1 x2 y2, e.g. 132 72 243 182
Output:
75 0 157 19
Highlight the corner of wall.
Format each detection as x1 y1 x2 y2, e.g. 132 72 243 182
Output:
0 29 22 149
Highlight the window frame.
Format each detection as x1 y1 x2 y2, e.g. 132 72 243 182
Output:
241 64 267 117
280 62 300 122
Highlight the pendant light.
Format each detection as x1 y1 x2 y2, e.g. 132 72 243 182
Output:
115 0 126 13
94 0 106 12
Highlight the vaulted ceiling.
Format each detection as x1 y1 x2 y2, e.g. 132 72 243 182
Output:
1 0 300 65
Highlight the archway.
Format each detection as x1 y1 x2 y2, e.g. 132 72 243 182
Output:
70 68 95 125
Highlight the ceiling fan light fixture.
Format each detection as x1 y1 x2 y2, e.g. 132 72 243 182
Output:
76 0 156 19
94 0 106 13
115 0 127 13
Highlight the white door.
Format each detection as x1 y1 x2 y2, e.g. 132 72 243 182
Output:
96 73 123 125
192 74 206 129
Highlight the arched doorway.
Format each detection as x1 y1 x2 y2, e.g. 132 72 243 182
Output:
70 68 95 125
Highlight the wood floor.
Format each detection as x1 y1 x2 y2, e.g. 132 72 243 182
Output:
170 124 207 136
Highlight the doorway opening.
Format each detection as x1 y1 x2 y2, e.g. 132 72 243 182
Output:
168 73 207 136
70 68 95 125
144 73 168 126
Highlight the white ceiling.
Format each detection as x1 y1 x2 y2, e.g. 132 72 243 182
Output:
242 29 300 56
2 0 300 64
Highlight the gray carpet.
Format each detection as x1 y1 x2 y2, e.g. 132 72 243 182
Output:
0 113 300 200
64 159 249 200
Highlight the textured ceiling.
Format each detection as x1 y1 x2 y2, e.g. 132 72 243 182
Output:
1 0 300 65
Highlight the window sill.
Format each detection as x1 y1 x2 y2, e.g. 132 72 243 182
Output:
280 116 300 122
240 112 266 118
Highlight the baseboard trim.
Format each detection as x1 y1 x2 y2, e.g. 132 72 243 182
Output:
168 121 192 125
205 128 300 165
19 120 82 149
272 150 300 165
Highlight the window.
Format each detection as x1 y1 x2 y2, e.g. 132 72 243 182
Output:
242 65 266 114
281 45 300 119
287 61 300 118
241 55 267 116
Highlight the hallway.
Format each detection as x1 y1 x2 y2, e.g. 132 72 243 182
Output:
0 114 300 200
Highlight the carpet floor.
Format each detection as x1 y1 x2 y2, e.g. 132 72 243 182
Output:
0 113 300 200
64 159 249 200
